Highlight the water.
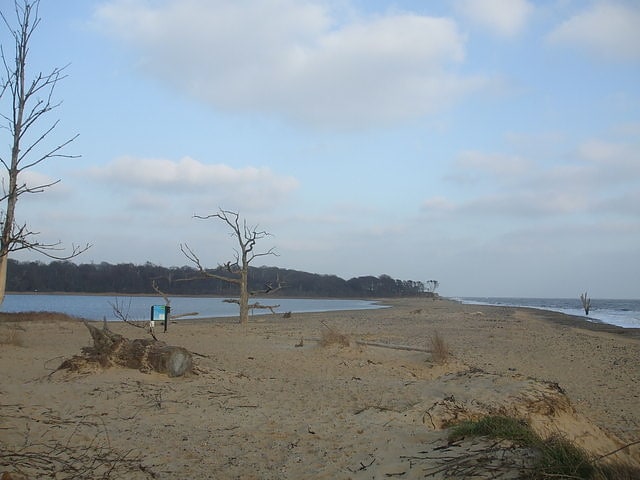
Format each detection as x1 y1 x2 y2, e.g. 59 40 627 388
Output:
0 294 386 321
458 297 640 329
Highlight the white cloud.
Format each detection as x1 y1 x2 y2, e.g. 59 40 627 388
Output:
93 0 490 128
612 122 640 137
547 2 640 61
456 151 533 178
445 151 534 189
454 0 534 36
422 196 456 214
88 156 299 210
435 135 640 219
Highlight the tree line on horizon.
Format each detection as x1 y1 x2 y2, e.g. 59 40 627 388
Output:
6 259 434 298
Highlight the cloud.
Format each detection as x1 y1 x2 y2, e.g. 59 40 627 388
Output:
455 151 533 179
454 0 534 36
87 156 299 210
547 2 640 61
93 0 490 128
432 135 639 219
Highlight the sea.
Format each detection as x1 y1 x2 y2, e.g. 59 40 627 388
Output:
458 297 640 329
0 294 385 321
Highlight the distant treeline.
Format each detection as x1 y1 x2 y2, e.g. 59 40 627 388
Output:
6 259 431 298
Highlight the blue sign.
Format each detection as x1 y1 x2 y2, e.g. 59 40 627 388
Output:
151 305 170 332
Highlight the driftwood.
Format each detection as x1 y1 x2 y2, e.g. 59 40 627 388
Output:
354 340 431 353
59 321 193 377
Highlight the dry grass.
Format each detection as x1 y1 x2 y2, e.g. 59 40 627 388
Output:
319 322 351 347
0 325 25 347
448 415 640 479
430 331 450 364
0 311 83 324
0 311 83 347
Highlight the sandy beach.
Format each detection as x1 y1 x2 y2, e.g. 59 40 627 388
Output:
1 297 639 479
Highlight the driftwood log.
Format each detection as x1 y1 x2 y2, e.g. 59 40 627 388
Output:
60 321 193 377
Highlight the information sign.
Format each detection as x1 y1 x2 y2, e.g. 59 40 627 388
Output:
151 305 170 332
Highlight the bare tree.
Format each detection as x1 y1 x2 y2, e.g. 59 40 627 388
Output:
580 291 591 316
0 0 89 304
181 208 280 324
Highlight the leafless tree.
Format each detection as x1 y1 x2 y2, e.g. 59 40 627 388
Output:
580 291 591 316
181 208 281 324
0 0 89 303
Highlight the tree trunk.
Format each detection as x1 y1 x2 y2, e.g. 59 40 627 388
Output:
239 267 249 324
0 255 8 306
61 322 193 377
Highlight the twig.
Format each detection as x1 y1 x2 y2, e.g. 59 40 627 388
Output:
109 298 158 341
597 439 640 460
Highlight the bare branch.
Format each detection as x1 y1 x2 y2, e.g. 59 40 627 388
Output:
151 279 171 307
2 219 91 259
109 297 158 341
248 246 279 264
250 279 287 296
223 298 280 315
19 127 80 170
179 243 241 285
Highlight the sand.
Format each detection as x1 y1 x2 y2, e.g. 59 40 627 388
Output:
1 297 639 479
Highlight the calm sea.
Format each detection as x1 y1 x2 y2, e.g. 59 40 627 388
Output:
0 294 385 321
458 297 640 329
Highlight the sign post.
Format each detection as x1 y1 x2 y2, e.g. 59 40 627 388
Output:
151 305 170 333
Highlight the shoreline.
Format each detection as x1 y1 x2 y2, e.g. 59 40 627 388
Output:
512 304 640 338
455 296 640 330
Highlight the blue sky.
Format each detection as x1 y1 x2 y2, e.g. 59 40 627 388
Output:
2 0 639 298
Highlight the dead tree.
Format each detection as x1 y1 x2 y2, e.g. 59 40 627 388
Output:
181 208 281 324
60 321 193 377
0 0 90 304
580 291 591 315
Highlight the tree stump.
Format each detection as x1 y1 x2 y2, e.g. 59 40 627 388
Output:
60 321 193 377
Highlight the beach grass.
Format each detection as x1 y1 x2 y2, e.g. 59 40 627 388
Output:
449 415 640 479
449 415 537 445
429 330 450 364
319 321 351 347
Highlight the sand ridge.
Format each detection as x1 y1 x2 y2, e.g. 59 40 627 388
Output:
1 298 638 478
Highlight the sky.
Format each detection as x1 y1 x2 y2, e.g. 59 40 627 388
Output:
1 0 639 298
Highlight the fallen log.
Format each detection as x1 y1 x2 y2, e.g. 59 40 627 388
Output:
354 339 431 353
307 336 432 353
59 321 193 377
